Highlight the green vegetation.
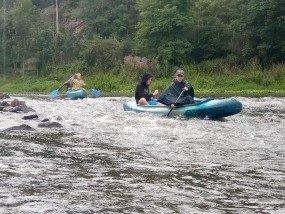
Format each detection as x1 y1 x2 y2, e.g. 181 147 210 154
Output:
0 60 284 97
0 0 285 97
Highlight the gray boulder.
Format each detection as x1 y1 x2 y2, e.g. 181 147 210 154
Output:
4 124 35 132
38 121 63 128
0 93 10 99
22 114 39 120
3 105 35 113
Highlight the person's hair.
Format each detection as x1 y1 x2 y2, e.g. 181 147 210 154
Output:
141 72 153 83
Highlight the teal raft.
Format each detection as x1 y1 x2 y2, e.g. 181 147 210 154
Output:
123 98 242 119
66 89 87 100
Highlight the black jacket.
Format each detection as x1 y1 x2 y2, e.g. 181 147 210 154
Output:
135 73 154 103
158 80 194 105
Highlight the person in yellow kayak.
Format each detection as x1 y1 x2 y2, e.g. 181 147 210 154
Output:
71 73 86 90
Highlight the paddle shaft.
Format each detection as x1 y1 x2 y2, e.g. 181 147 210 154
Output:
58 84 65 91
49 74 75 97
66 74 76 85
167 89 185 116
57 75 75 91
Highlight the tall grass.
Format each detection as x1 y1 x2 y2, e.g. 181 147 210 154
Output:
0 59 284 97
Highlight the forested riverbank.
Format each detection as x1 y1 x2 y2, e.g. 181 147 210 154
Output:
1 1 285 97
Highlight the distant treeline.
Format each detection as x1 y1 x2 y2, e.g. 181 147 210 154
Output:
0 0 285 78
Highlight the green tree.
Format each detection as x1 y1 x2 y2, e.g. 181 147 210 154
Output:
190 0 233 62
80 37 123 71
51 31 81 65
77 0 138 40
3 0 56 76
135 0 194 66
32 0 54 8
0 3 7 76
9 0 42 76
241 0 285 70
0 0 18 8
32 27 54 72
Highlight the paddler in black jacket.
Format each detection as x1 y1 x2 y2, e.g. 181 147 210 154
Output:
135 72 159 105
158 69 194 107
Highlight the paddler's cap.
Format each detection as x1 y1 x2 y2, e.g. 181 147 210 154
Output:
76 73 81 76
175 69 184 76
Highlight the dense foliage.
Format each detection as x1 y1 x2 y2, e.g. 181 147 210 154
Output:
0 0 285 78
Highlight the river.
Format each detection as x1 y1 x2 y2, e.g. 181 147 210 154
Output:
0 95 284 214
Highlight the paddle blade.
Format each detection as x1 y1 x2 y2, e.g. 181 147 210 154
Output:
91 89 101 97
49 89 59 97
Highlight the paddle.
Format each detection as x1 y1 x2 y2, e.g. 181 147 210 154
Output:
49 74 75 97
91 89 101 97
49 85 64 97
167 89 186 116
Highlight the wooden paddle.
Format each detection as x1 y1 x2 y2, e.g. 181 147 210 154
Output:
167 89 185 116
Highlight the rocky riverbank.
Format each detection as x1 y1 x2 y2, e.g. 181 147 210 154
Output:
0 93 63 132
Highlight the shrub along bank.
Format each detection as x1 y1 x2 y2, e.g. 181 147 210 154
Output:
0 64 284 98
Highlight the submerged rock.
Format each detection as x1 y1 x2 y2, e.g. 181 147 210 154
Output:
41 118 49 122
38 121 63 128
22 114 39 120
4 124 35 132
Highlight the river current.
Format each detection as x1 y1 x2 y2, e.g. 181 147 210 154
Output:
0 95 284 214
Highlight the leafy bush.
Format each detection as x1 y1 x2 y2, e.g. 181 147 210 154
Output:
80 37 123 71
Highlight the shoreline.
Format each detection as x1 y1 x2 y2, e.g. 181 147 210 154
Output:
5 90 285 98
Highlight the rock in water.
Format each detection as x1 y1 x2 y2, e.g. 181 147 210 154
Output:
22 114 39 120
38 121 63 128
4 124 35 132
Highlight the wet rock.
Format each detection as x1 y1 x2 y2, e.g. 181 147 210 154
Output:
10 99 26 107
0 101 10 111
2 106 14 112
0 93 10 99
22 114 39 120
0 101 10 106
56 116 63 121
2 105 35 113
38 121 63 128
7 106 23 113
1 98 35 113
41 118 49 122
20 106 36 113
4 124 35 132
108 98 118 102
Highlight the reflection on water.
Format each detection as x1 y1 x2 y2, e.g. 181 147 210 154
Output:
0 96 284 213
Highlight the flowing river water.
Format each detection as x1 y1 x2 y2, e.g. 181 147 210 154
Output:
0 95 284 214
